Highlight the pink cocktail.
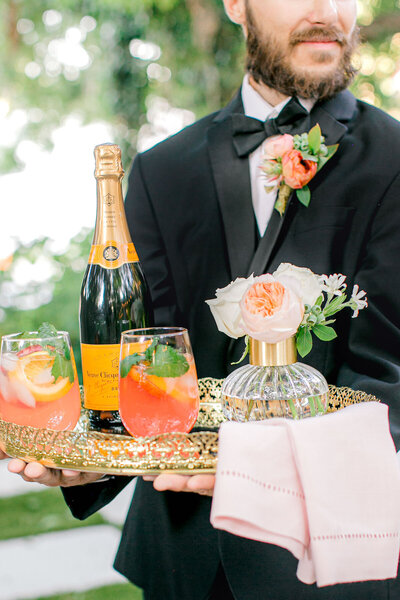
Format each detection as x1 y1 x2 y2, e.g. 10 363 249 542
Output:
119 328 200 437
0 330 81 431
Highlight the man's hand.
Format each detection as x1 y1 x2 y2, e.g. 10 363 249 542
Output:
6 458 104 487
143 474 215 496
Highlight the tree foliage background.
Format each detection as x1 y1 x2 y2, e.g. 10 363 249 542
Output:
0 0 399 376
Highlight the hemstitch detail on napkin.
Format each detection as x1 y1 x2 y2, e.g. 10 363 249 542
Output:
312 532 400 541
219 469 305 499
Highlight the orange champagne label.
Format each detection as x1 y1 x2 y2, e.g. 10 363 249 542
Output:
88 242 139 269
81 343 120 411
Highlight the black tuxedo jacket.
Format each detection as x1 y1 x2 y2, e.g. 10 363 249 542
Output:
64 89 400 600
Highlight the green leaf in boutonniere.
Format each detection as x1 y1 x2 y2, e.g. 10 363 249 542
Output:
299 153 318 162
317 144 339 171
307 124 322 154
146 345 189 378
296 185 311 207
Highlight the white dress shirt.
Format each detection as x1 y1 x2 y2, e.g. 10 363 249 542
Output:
241 74 314 236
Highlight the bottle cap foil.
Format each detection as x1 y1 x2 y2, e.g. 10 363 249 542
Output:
94 144 124 178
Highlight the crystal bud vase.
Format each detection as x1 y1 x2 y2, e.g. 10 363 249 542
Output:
221 337 328 421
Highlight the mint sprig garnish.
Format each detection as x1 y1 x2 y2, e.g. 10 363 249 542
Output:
51 351 75 383
37 322 58 338
146 345 189 377
120 353 144 378
120 337 159 378
120 337 189 379
16 322 75 383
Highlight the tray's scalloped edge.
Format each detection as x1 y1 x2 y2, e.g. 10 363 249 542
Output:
0 380 379 475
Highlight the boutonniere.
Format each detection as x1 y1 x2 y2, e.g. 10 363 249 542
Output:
260 124 338 216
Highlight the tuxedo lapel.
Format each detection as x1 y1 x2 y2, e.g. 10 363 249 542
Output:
309 90 356 145
207 92 256 280
246 194 295 276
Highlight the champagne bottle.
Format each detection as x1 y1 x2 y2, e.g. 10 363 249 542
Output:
80 143 153 434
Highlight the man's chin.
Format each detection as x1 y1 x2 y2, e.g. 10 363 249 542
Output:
289 63 343 86
290 49 341 72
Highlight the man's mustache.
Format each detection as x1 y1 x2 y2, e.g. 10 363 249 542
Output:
290 27 346 46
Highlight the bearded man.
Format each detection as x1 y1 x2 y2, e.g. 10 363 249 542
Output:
4 1 400 599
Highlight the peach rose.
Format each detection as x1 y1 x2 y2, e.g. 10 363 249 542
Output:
239 274 304 343
262 134 294 160
281 149 318 189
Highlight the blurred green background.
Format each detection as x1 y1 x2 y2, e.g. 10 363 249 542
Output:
0 0 399 380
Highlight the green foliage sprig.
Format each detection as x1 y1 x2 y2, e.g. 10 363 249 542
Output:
296 275 368 357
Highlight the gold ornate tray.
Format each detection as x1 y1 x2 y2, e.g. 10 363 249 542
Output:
0 379 378 475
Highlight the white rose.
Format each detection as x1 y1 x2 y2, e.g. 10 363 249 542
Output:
205 276 254 339
273 263 322 307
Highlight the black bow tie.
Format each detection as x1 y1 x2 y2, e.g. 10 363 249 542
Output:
231 97 310 158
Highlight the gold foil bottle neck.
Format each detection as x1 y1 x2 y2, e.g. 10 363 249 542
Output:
94 144 124 179
249 336 297 367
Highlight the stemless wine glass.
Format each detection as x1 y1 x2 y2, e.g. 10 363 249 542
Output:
0 331 81 431
119 327 200 437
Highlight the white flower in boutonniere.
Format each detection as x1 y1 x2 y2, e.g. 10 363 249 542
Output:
206 263 368 360
260 124 339 216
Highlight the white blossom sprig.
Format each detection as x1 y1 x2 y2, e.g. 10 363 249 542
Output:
297 274 368 357
350 285 368 318
318 273 347 297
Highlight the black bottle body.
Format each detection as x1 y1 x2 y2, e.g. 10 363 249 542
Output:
80 261 153 434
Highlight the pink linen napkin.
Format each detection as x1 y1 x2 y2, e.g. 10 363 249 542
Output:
210 402 400 587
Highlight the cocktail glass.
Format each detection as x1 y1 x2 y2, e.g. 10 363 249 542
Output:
0 331 81 431
119 327 200 437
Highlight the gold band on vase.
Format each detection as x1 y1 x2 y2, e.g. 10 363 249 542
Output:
249 336 297 367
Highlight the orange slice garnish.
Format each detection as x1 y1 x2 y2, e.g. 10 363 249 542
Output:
128 367 166 399
128 363 198 403
10 350 72 403
122 340 153 360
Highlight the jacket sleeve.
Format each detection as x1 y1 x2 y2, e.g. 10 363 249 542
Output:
61 476 133 520
336 171 400 450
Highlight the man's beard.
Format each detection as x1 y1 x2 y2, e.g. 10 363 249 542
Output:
245 4 359 101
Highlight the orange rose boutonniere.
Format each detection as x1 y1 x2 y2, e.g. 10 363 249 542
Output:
260 124 338 216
